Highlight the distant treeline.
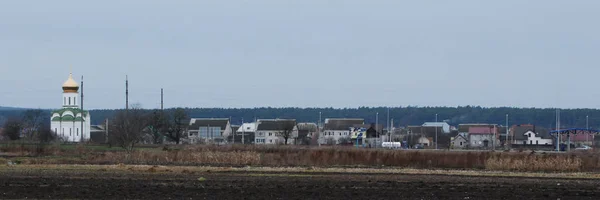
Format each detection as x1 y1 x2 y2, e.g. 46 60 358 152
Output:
1 106 599 129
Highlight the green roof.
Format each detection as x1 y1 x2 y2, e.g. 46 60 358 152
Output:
52 116 84 122
51 107 88 117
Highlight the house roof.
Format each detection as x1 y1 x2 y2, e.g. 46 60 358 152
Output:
422 122 449 127
297 123 318 132
468 127 497 135
256 119 296 131
511 125 552 140
237 123 257 133
407 126 443 135
458 124 496 133
189 118 229 130
324 118 364 130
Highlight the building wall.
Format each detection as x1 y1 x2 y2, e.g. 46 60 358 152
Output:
319 130 351 144
50 114 91 142
452 137 468 149
255 130 297 145
469 134 499 148
514 131 553 145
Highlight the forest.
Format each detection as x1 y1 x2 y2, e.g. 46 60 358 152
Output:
1 106 599 129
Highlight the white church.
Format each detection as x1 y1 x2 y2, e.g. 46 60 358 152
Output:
50 72 91 142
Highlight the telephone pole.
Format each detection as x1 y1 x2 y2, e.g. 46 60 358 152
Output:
81 75 84 142
161 88 164 110
125 75 129 110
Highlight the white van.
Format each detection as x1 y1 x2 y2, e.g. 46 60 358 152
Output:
381 142 402 149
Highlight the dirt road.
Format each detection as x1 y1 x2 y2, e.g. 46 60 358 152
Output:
1 168 599 199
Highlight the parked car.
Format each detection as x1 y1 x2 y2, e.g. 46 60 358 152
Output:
575 145 592 150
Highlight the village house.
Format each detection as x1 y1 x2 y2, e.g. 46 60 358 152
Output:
451 133 468 149
468 126 499 149
187 118 232 144
233 122 256 144
406 125 443 148
511 125 553 146
254 119 297 145
422 122 451 134
295 123 318 145
321 118 364 145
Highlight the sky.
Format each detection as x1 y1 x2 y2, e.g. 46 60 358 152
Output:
1 0 600 109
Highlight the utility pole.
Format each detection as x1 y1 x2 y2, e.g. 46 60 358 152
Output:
230 116 233 144
376 112 379 147
125 75 129 110
387 108 390 143
435 113 438 149
241 118 245 144
318 112 322 146
492 124 496 150
506 114 509 149
81 75 84 142
161 88 164 110
586 115 589 145
390 118 394 142
556 109 560 151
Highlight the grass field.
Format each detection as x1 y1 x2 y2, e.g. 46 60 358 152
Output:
1 143 600 172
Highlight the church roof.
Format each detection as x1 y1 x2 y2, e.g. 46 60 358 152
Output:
62 73 79 93
51 107 88 117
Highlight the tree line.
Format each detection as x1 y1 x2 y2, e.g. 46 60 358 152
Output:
2 106 600 129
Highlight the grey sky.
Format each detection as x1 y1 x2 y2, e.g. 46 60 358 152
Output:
1 0 599 109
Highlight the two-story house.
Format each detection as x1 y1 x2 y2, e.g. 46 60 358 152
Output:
254 119 297 145
188 118 232 144
511 125 553 146
468 126 499 149
321 118 364 145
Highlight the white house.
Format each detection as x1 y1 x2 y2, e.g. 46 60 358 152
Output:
422 122 451 134
254 119 297 145
234 122 256 144
511 125 553 146
187 118 232 144
50 72 91 142
321 118 364 144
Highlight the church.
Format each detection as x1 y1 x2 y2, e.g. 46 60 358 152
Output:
50 72 91 142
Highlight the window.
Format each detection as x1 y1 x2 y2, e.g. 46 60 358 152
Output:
530 140 532 145
69 128 72 136
64 97 66 105
74 97 76 104
460 142 463 146
247 127 250 130
528 133 531 138
536 140 538 145
269 132 272 136
77 128 79 136
269 139 272 143
69 97 71 105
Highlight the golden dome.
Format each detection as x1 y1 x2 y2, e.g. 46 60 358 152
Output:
62 73 79 93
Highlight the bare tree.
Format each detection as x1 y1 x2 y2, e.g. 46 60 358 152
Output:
163 108 188 144
325 137 336 145
277 122 296 145
2 118 22 141
22 109 45 140
148 110 168 144
108 106 149 153
338 136 351 145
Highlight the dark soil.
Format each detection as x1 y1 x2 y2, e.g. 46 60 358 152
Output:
1 169 599 199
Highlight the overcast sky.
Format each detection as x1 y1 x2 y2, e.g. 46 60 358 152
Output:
1 1 600 109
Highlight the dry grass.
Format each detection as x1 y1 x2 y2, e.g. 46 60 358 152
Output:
3 144 600 172
3 164 600 180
